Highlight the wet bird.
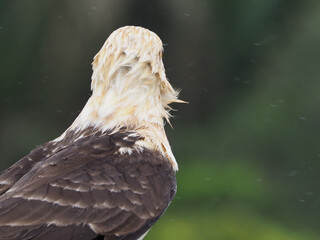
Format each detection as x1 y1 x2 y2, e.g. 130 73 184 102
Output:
0 26 183 240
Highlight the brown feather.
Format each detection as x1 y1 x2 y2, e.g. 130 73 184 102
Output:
0 128 176 240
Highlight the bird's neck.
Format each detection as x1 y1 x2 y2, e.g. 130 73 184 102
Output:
72 62 166 131
66 63 178 171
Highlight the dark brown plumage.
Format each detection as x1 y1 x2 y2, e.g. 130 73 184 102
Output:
0 128 176 240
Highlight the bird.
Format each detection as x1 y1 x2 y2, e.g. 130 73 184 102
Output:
0 26 183 240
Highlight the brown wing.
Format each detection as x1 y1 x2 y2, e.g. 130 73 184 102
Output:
0 132 176 240
0 126 110 196
0 144 51 195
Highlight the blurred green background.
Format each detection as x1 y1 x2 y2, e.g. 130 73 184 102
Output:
0 0 319 239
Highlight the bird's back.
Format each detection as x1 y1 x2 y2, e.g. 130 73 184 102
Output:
0 129 176 240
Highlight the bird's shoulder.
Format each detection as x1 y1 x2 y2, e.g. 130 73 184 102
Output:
0 127 132 194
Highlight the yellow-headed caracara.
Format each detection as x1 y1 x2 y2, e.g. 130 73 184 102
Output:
0 26 183 240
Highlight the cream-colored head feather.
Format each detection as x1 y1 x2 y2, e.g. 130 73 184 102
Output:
91 26 181 124
62 26 182 170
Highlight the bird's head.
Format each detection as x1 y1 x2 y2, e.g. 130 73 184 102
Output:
92 26 167 92
84 26 183 129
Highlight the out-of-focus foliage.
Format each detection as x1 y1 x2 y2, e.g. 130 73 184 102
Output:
0 0 319 239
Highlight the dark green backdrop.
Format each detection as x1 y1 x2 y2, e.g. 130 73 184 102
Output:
0 1 319 239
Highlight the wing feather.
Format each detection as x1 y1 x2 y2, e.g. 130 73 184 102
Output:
0 131 176 240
